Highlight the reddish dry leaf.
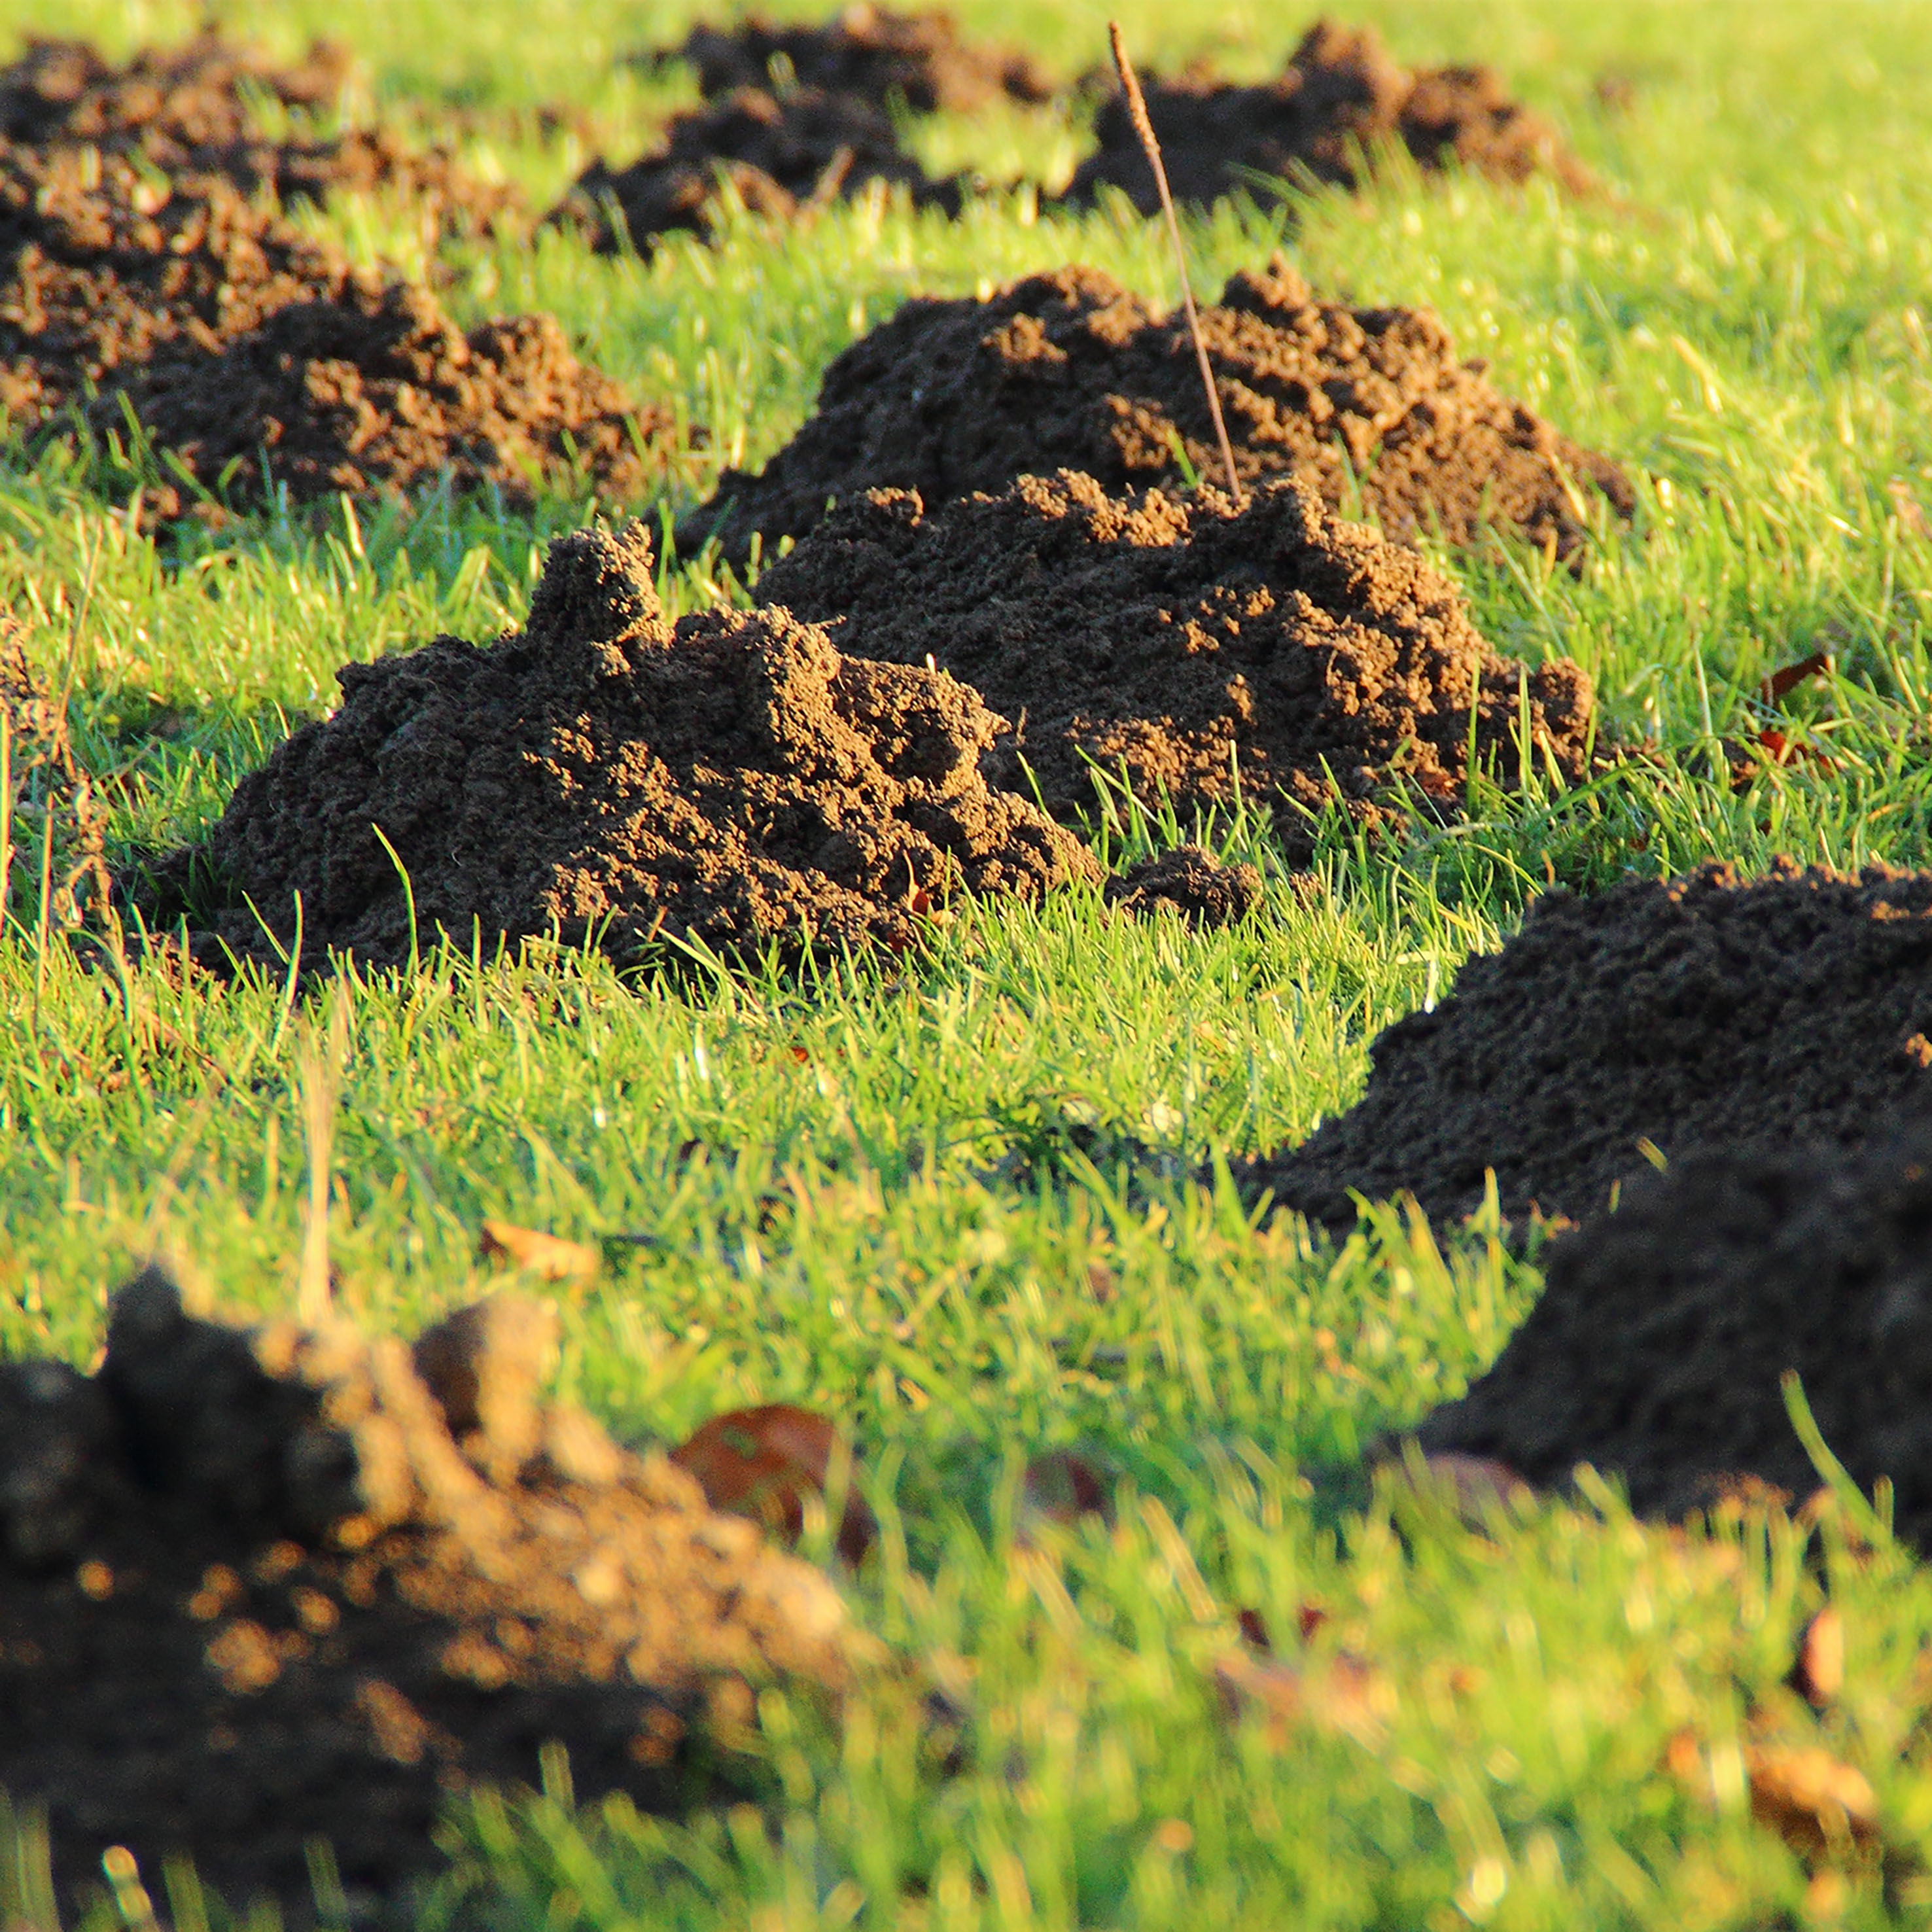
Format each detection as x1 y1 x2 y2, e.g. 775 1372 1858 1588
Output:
1212 1647 1394 1751
1791 1607 1846 1710
1084 1263 1117 1306
1745 1744 1879 1857
1760 650 1832 705
477 1220 599 1286
671 1403 875 1564
1019 1449 1110 1529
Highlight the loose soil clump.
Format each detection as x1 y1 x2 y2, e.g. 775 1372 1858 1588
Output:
1413 1110 1932 1544
648 5 1053 113
1061 18 1592 215
553 86 961 255
684 260 1634 566
755 469 1595 845
1106 847 1262 929
0 1267 860 1918
1247 859 1932 1233
137 521 1095 972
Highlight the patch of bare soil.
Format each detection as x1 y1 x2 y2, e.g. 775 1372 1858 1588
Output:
553 86 960 255
0 32 523 241
1246 859 1932 1233
1105 847 1261 928
755 470 1594 847
136 521 1095 972
1061 18 1592 215
648 4 1053 113
0 1268 859 1920
684 259 1634 566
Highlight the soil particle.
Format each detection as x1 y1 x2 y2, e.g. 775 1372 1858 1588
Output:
1246 858 1932 1233
684 259 1634 566
1412 1110 1932 1545
650 4 1054 113
0 1265 860 1918
754 469 1595 846
1106 847 1261 929
137 520 1095 973
1061 18 1592 215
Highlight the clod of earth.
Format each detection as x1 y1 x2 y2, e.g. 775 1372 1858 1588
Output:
1061 17 1592 215
1413 1102 1932 1548
756 470 1594 851
683 258 1634 566
135 520 1096 973
1105 847 1263 930
0 1267 861 1918
645 4 1054 113
1246 858 1932 1231
551 86 961 255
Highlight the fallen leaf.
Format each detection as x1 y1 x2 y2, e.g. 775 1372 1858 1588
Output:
1020 1449 1110 1529
1791 1607 1845 1710
1212 1647 1394 1751
671 1403 875 1564
478 1220 599 1286
1746 1744 1878 1857
1761 650 1832 705
1085 1262 1117 1305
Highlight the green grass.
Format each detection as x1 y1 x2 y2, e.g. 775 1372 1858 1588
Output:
8 0 1932 1925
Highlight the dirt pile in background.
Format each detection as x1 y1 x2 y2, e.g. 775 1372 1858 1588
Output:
139 521 1095 971
0 1267 858 1916
0 31 523 240
553 86 960 255
1062 18 1591 215
685 260 1634 566
1247 860 1932 1232
1106 847 1262 929
756 470 1594 845
1414 1111 1932 1542
649 4 1053 113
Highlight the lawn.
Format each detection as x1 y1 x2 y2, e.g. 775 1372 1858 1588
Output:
6 0 1932 1925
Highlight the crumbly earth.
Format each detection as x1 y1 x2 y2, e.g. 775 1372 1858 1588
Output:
684 259 1634 565
552 86 960 255
649 3 1053 113
1247 859 1932 1231
0 1268 859 1920
136 521 1095 972
1413 1109 1932 1544
756 470 1595 845
1105 847 1262 929
1061 18 1592 215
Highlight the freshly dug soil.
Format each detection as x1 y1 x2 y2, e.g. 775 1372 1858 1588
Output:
1105 847 1262 929
0 32 523 240
683 260 1634 566
1062 18 1592 215
1248 858 1932 1232
650 4 1053 113
0 1267 859 1918
553 86 960 255
137 521 1095 972
1413 1111 1932 1543
754 470 1595 843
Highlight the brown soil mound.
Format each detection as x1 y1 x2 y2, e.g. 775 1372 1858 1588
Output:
138 521 1095 972
683 260 1634 566
553 86 960 255
0 1267 858 1918
754 470 1594 844
1105 847 1261 928
1246 859 1932 1233
1061 18 1592 215
0 32 523 240
1413 1113 1932 1542
651 4 1053 113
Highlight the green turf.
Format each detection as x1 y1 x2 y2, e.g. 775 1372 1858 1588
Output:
6 1 1932 1925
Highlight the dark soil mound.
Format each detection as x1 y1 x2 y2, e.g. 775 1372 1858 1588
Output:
0 1267 858 1918
139 521 1095 972
683 260 1634 566
652 4 1053 113
754 470 1594 843
1247 859 1932 1233
0 32 523 240
1413 1113 1932 1542
1062 18 1591 215
553 86 960 255
1106 847 1261 928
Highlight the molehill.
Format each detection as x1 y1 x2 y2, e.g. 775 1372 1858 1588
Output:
1247 859 1932 1231
756 470 1595 845
138 521 1095 973
0 1267 859 1916
684 259 1634 566
1106 847 1263 930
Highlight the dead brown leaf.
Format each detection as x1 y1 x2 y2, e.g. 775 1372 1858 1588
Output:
1746 1744 1879 1858
477 1220 599 1286
1791 1607 1845 1710
671 1403 875 1564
